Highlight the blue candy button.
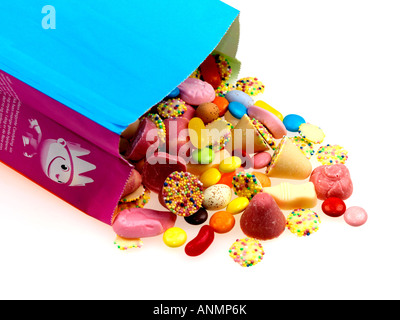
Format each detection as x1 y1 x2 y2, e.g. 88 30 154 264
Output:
228 101 247 119
283 114 306 132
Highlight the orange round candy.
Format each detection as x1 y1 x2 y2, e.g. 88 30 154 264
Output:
209 211 235 234
212 96 230 117
218 167 244 188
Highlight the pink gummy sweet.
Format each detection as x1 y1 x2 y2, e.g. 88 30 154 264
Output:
344 206 368 227
113 208 177 239
240 192 286 240
142 152 187 193
178 78 216 105
121 169 142 198
124 118 159 161
247 106 287 139
164 117 190 158
252 151 272 169
310 164 353 200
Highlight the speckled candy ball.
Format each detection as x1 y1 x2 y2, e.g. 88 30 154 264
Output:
157 98 187 119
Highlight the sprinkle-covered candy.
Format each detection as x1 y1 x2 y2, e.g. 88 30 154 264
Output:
229 238 265 267
316 144 348 165
157 98 187 119
161 171 204 217
232 172 262 200
286 209 320 237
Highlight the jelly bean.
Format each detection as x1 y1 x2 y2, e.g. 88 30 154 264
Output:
185 225 215 257
212 96 229 116
225 90 254 108
344 206 368 227
283 114 306 132
218 167 244 188
166 87 180 99
226 197 249 215
252 151 272 169
209 211 235 234
163 227 187 248
219 156 242 173
184 207 208 225
188 117 210 149
200 167 222 188
228 101 247 119
192 147 215 164
232 149 254 169
199 55 222 89
254 100 283 121
321 197 346 217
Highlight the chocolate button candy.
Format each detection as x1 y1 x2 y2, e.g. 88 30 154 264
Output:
184 207 208 225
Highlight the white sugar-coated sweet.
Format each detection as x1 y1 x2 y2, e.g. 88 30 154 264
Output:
225 90 254 108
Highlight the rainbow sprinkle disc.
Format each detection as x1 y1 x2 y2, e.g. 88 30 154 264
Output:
286 209 321 237
213 53 232 81
147 113 166 143
289 136 315 159
114 235 143 251
161 171 204 217
215 82 236 97
157 98 187 119
316 144 349 165
298 123 325 144
232 172 262 200
236 77 265 96
251 118 277 150
229 238 265 267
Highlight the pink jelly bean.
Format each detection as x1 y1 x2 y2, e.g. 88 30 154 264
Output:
185 225 215 257
344 206 368 227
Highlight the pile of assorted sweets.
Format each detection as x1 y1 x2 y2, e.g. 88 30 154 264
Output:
115 53 367 267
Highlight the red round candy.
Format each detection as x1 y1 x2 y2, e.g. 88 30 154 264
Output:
321 197 346 217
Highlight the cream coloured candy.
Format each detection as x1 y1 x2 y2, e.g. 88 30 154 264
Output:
178 78 215 105
112 208 177 239
247 106 287 139
230 115 269 153
262 182 317 210
240 192 286 241
310 164 353 200
202 184 232 210
267 136 312 180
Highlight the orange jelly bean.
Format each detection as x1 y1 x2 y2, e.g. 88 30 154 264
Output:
212 96 230 117
217 167 244 188
209 211 235 234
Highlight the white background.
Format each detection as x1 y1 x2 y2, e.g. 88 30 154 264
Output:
0 0 399 300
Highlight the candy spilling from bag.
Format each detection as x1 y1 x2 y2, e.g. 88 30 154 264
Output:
115 53 368 267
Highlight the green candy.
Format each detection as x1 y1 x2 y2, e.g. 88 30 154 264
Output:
191 147 215 165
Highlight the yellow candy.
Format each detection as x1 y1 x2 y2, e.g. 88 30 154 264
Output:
163 227 187 248
219 156 242 173
200 168 222 188
254 100 284 121
188 117 210 149
226 197 250 215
